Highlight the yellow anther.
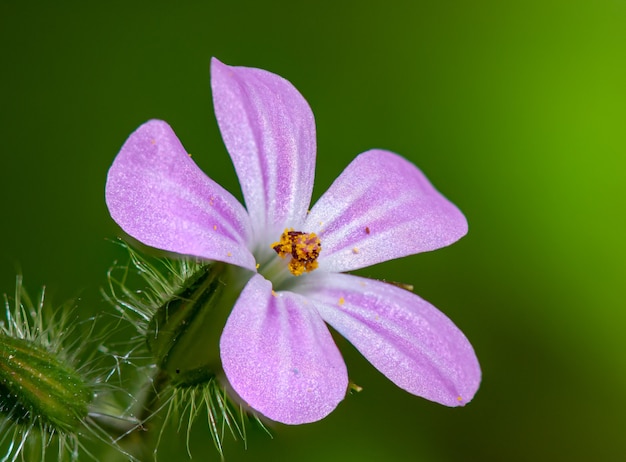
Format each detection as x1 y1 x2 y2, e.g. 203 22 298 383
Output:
271 228 321 276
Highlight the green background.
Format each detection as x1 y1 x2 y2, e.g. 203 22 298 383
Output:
1 1 625 461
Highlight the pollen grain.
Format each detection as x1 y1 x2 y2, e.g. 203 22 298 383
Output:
271 228 321 276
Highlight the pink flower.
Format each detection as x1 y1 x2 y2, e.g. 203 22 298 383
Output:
105 58 480 424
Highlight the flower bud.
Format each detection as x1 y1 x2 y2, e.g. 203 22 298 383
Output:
0 334 91 432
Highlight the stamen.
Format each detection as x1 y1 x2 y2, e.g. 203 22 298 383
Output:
271 228 321 276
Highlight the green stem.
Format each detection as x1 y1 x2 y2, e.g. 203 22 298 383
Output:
121 369 171 461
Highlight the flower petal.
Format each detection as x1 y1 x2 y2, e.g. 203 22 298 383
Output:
211 58 316 241
220 274 348 424
296 272 481 406
106 120 256 270
305 150 468 272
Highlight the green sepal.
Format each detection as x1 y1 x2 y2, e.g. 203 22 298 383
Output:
147 262 232 388
0 334 91 432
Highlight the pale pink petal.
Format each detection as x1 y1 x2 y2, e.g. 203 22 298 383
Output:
105 120 256 270
220 274 348 424
305 150 468 272
296 272 481 406
211 58 316 241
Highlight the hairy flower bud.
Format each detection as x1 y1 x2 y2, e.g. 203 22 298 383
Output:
0 334 91 432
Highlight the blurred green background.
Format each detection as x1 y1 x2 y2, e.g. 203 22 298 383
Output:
1 1 625 461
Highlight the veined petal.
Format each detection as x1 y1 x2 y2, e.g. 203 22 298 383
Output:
211 58 316 241
306 150 468 272
106 120 256 270
220 274 348 424
296 272 480 407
